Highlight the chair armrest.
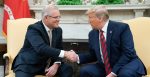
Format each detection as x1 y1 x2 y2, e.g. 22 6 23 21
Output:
143 75 150 77
3 53 10 76
3 53 10 59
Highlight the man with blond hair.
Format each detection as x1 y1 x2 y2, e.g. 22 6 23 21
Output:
73 6 147 77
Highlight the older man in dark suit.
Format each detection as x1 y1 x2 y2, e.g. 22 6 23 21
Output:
72 6 147 77
12 4 76 77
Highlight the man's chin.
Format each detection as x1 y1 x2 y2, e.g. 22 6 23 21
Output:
54 25 59 28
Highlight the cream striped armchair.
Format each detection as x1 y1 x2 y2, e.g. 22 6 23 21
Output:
3 18 49 77
123 17 150 77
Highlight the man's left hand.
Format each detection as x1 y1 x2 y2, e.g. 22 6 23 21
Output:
45 63 60 77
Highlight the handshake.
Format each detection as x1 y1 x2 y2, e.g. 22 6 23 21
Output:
64 50 78 63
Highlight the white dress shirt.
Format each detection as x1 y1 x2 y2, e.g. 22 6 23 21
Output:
78 20 117 76
99 20 117 76
42 21 64 64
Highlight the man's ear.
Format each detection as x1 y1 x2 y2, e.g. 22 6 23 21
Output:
45 16 49 21
45 16 48 19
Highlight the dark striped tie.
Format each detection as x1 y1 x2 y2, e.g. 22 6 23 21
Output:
100 30 112 75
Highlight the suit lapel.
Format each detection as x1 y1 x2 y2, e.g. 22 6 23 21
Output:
51 29 56 47
106 20 114 57
39 21 58 47
94 30 102 59
39 21 50 45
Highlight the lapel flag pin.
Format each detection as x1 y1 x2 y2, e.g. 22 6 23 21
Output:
110 31 112 34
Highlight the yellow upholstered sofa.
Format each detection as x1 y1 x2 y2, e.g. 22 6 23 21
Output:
123 17 150 77
3 18 46 77
3 17 150 77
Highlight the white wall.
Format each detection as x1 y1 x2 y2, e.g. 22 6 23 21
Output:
0 6 5 44
0 6 3 37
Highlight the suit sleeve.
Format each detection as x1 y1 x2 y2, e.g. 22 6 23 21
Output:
26 25 61 59
53 28 63 62
55 28 63 50
79 31 97 64
112 24 138 74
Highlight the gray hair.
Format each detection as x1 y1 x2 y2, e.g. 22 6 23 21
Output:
86 6 109 21
42 4 59 19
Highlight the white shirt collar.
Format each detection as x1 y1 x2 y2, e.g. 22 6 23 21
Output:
101 20 109 33
42 21 52 32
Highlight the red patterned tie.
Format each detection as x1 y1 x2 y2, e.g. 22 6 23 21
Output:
100 30 112 75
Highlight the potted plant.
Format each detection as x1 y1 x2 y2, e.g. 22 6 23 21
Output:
57 0 82 5
93 0 124 5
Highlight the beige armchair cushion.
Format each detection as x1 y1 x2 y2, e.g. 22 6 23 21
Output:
4 17 150 77
7 18 38 62
123 17 150 77
4 18 48 77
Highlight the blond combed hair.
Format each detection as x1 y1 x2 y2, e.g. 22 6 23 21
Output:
86 6 109 21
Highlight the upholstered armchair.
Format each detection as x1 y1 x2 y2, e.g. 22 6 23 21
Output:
123 17 150 77
3 18 47 77
3 17 150 77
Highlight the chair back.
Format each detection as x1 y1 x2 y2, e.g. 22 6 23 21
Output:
6 18 57 77
6 18 38 77
123 17 150 75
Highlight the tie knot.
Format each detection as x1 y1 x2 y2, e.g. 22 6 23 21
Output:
48 29 52 35
48 30 51 33
100 30 104 33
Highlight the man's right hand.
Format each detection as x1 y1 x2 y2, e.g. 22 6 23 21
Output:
64 50 78 62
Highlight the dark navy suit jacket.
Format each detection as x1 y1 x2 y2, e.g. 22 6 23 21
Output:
12 21 63 73
79 20 147 75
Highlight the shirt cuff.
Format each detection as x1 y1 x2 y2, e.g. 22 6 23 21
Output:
111 72 117 76
54 61 61 64
77 55 80 64
59 50 64 58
